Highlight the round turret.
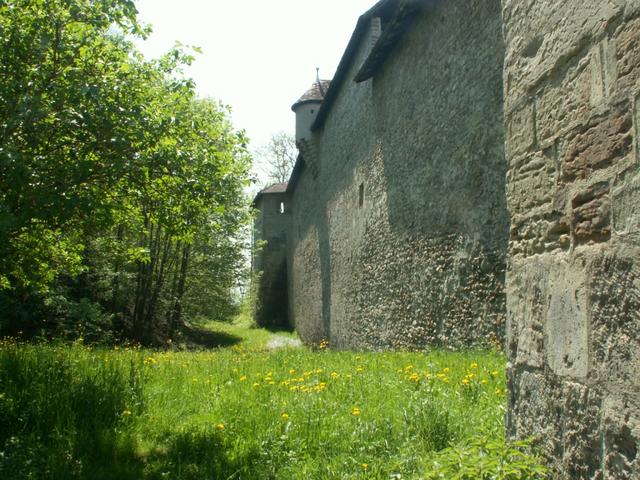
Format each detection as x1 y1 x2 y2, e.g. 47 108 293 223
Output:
291 79 330 143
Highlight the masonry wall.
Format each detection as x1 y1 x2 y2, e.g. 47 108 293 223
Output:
288 0 507 349
502 0 640 476
253 193 290 327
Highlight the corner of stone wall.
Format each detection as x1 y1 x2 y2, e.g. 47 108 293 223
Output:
503 2 640 477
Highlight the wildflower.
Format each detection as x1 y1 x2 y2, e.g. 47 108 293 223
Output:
409 372 420 383
122 410 132 417
281 413 289 421
470 362 478 369
362 463 369 470
239 375 247 381
289 369 296 375
491 370 499 377
356 366 364 373
330 371 339 379
215 423 225 430
351 407 361 417
481 379 488 385
462 378 470 386
404 365 413 372
252 382 260 388
443 367 450 374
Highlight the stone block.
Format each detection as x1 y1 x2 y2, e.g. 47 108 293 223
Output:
613 171 640 238
545 261 589 378
571 182 612 244
507 148 559 216
506 259 548 367
590 249 640 390
561 382 603 479
602 394 640 479
510 211 570 257
616 17 640 92
507 101 536 158
561 105 633 181
536 54 594 142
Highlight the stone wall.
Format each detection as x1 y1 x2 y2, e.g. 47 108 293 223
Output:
288 0 507 349
503 0 640 476
253 192 290 327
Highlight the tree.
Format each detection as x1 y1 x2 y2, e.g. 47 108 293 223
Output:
0 0 253 343
256 131 297 184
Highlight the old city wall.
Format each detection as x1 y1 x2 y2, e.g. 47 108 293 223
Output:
288 0 508 349
254 192 290 327
287 18 377 344
502 0 640 476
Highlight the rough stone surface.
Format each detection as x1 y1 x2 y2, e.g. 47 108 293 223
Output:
504 1 640 477
252 1 640 476
252 191 290 328
286 0 507 350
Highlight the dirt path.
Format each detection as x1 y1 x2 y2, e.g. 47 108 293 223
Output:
266 335 302 350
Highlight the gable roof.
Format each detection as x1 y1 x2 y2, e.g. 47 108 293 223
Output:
252 182 288 207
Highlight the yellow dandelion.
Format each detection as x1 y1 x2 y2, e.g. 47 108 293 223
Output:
281 413 289 420
362 463 369 470
443 367 450 374
289 369 296 375
462 378 470 385
122 410 132 416
351 407 362 416
239 375 247 382
470 362 478 369
330 371 339 379
252 382 260 388
215 423 225 430
356 366 364 373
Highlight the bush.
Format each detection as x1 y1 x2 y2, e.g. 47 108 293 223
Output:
424 437 549 479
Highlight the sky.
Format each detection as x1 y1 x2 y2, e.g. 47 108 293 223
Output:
134 0 377 151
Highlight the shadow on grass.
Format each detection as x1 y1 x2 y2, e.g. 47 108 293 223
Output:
143 429 263 480
179 323 242 349
0 346 263 480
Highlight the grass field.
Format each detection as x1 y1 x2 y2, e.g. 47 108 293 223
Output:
0 321 547 479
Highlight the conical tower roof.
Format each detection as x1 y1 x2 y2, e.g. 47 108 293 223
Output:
291 79 331 110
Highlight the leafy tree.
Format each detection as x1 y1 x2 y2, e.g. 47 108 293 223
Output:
0 0 148 290
0 0 253 343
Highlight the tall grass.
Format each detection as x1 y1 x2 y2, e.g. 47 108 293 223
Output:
0 328 547 479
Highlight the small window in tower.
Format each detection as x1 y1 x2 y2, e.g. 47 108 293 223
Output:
311 109 315 114
358 183 364 208
279 202 285 214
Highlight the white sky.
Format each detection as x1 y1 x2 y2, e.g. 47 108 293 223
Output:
134 0 377 150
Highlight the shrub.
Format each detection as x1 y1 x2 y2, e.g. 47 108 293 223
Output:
424 437 549 479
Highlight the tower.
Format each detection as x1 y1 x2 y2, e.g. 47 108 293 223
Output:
291 71 330 144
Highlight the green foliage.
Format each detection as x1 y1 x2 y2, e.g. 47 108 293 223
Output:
424 437 549 479
0 331 548 479
0 340 144 479
0 0 253 342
